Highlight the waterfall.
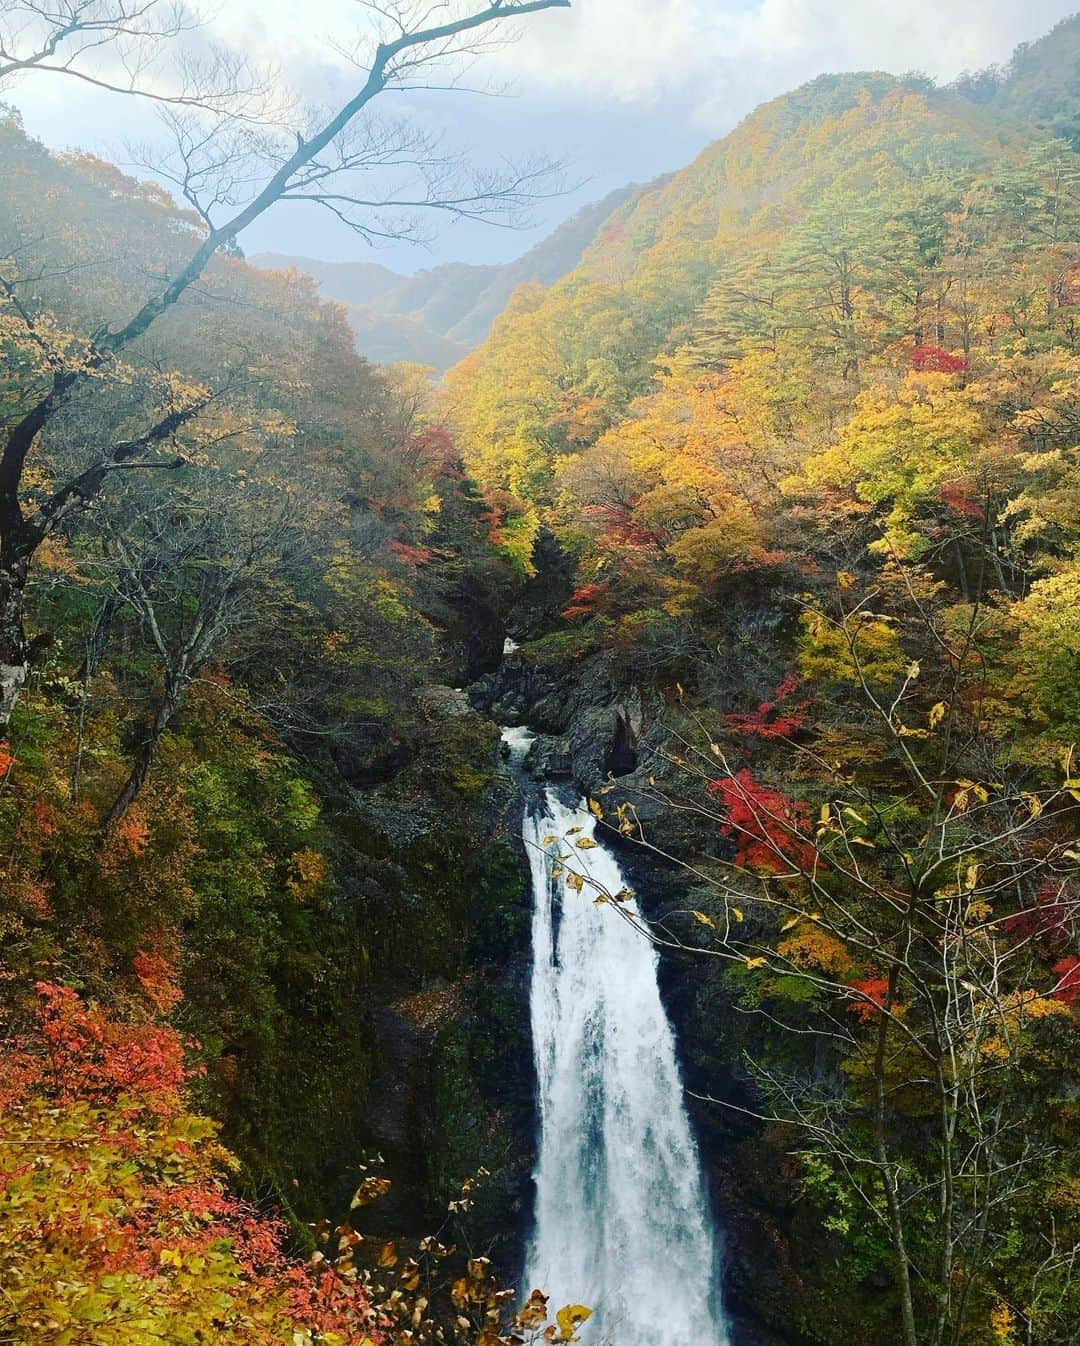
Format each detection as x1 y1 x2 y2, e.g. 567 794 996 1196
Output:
505 730 727 1346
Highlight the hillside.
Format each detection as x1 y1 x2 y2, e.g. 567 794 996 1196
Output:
0 97 540 1301
445 67 1074 511
448 39 1080 1346
254 183 647 368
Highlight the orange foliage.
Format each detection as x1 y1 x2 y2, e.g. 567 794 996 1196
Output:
777 926 853 976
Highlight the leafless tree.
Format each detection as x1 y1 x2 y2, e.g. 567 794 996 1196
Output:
0 0 572 726
0 0 265 111
87 460 320 825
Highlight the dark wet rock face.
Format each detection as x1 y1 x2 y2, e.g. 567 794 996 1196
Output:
473 640 818 1346
471 649 664 797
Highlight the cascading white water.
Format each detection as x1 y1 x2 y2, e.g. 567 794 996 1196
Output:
504 728 727 1346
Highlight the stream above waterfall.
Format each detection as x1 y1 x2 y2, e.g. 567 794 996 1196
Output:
502 726 728 1346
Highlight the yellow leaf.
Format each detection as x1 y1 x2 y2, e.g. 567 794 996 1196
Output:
555 1305 592 1341
1064 778 1080 803
587 799 603 819
928 702 947 728
691 910 716 928
779 915 800 933
730 906 744 923
1023 793 1043 819
541 834 558 846
565 871 584 893
906 660 921 680
745 956 768 970
836 570 857 590
575 837 598 849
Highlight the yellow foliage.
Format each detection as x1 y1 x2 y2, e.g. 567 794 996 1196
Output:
286 847 329 901
777 926 853 975
799 606 906 688
990 1301 1016 1343
799 373 989 557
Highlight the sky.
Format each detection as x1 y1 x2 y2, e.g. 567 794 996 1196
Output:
4 0 1077 274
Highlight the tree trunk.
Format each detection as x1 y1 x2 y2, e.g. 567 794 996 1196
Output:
875 967 919 1346
71 595 121 800
0 548 30 730
105 672 184 827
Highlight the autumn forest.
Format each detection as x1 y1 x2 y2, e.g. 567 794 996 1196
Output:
0 4 1078 1346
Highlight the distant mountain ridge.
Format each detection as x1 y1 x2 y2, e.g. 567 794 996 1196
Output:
253 182 655 368
951 11 1080 151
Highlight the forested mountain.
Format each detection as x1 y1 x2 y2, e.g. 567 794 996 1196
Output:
1 8 1078 1346
254 184 645 368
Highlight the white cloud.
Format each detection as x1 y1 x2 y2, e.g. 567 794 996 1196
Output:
207 0 1076 134
9 1 1073 135
484 0 1076 123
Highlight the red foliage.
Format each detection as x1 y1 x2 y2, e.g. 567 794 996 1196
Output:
1051 956 1080 1007
848 976 889 1022
710 769 817 873
1003 883 1072 951
33 980 188 1109
723 673 810 740
133 946 184 1013
938 482 986 519
583 504 664 550
409 425 458 471
562 582 613 621
912 344 969 373
387 539 435 567
1 985 377 1340
481 500 505 545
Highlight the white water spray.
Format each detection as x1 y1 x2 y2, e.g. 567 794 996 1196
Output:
504 729 727 1346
